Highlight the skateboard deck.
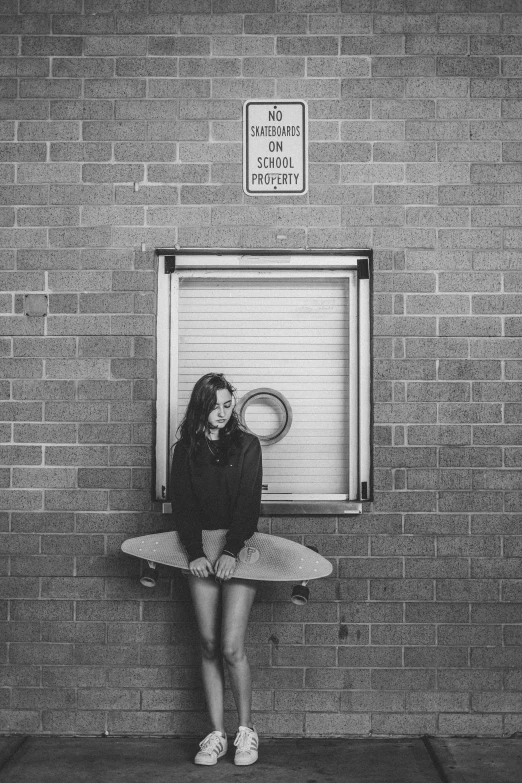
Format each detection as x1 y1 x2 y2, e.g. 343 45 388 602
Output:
121 529 332 582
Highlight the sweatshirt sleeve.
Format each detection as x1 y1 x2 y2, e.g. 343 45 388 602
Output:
224 436 262 558
169 442 205 562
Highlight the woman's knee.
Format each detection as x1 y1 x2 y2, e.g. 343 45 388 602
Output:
222 642 246 667
200 636 220 660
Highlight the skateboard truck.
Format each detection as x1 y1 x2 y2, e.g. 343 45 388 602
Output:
291 545 319 605
140 561 157 588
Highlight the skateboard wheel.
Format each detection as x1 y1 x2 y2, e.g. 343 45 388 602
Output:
239 546 260 564
291 584 310 605
140 562 157 588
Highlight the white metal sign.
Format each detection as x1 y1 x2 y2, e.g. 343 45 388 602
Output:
243 100 308 195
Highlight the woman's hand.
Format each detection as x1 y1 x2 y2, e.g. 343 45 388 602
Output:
214 553 237 582
188 556 214 578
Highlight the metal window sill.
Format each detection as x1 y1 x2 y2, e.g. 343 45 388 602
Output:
162 501 362 516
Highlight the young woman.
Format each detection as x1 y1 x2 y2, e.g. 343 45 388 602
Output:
170 373 262 767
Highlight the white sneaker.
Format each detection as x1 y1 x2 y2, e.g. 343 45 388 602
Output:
194 731 228 765
233 725 258 766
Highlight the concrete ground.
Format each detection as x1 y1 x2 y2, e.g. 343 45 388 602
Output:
0 736 521 783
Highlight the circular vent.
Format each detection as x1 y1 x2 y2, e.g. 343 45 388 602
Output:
238 388 293 445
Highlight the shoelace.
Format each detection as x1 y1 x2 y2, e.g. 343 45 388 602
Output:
200 733 223 753
234 728 254 751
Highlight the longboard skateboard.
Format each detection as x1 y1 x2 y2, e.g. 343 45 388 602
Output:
121 529 332 604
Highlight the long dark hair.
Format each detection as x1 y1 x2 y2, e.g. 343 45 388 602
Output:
177 373 245 458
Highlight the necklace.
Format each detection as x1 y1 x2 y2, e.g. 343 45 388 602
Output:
205 436 221 462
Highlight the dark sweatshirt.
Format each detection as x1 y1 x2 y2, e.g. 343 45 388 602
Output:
169 431 262 563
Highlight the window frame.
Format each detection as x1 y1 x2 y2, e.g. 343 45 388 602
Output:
155 250 372 516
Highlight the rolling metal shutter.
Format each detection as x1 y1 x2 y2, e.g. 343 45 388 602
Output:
177 275 350 497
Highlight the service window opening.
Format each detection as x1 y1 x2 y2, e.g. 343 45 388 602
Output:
156 253 371 515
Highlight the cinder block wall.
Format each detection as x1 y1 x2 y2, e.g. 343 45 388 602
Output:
1 0 522 738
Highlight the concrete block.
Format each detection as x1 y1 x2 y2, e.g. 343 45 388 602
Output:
303 58 368 81
179 14 243 35
441 316 501 337
82 163 144 183
210 36 274 57
372 668 435 691
439 229 503 249
48 295 78 314
21 37 82 57
13 337 76 358
407 424 473 445
406 162 469 183
78 424 131 444
308 100 370 121
52 14 114 35
406 76 469 98
439 142 501 162
341 36 404 56
12 467 76 488
439 714 502 736
44 490 107 512
373 14 436 35
503 59 522 78
85 79 147 98
50 142 112 162
472 36 522 57
310 15 372 35
438 57 500 78
504 185 522 204
45 446 107 467
0 143 47 164
18 163 80 183
115 100 179 121
473 163 522 183
19 79 81 100
115 58 177 78
407 206 469 226
439 491 503 513
0 101 48 121
44 402 108 423
439 185 503 204
79 295 132 315
78 334 132 358
472 78 522 99
78 469 131 489
244 14 308 35
405 35 467 55
17 122 79 142
52 58 114 79
116 14 180 36
84 36 147 57
9 641 72 665
51 100 113 121
148 79 209 99
342 78 404 98
438 13 500 34
149 121 208 141
17 207 80 226
180 99 241 121
438 99 500 119
0 490 42 510
0 185 48 207
373 57 435 78
407 120 469 140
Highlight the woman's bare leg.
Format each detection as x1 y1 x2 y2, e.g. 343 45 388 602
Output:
187 574 225 734
221 579 257 728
